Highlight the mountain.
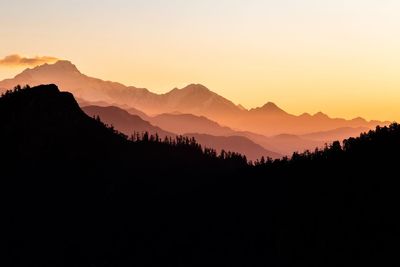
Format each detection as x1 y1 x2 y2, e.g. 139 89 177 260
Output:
123 106 151 121
75 97 112 108
0 61 389 137
159 84 242 119
241 132 325 156
82 105 174 138
83 106 281 160
231 105 387 136
2 85 399 266
184 133 282 161
301 126 370 142
148 113 324 155
0 61 241 119
249 102 288 115
149 113 235 136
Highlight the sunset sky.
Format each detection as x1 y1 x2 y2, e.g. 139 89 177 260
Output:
1 0 399 121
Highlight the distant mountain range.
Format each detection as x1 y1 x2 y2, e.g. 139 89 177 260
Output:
0 60 390 159
82 105 281 160
301 127 370 142
149 113 234 136
80 103 324 156
0 60 388 137
144 111 325 156
184 133 282 161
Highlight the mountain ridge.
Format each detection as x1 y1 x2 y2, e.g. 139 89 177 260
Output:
0 60 389 135
82 105 282 160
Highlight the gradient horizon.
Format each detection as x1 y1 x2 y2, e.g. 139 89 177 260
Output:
1 0 399 121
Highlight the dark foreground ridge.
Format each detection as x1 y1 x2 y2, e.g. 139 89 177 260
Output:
2 85 399 266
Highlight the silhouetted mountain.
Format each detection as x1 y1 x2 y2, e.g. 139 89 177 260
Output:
184 133 282 161
2 85 399 266
82 105 174 139
0 61 388 136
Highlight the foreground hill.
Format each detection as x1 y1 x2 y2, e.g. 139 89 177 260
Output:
0 60 387 136
2 85 398 266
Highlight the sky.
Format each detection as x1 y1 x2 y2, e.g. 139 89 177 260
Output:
0 0 400 121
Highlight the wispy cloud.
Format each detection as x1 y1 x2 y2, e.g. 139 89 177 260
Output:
0 54 59 67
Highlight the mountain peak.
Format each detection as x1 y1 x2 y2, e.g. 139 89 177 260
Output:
47 60 80 72
262 102 279 109
255 102 286 114
313 112 329 119
53 60 78 68
181 83 210 92
25 60 80 74
166 84 212 97
300 112 312 117
351 117 367 124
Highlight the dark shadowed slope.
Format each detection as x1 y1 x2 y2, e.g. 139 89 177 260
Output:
0 84 247 180
0 85 264 267
82 105 174 139
2 85 399 266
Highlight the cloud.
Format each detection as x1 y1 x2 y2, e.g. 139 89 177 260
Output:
0 54 59 67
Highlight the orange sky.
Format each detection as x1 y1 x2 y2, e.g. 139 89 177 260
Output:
1 1 399 121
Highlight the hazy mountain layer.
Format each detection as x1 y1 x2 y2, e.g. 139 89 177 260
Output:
0 60 388 136
83 105 281 160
